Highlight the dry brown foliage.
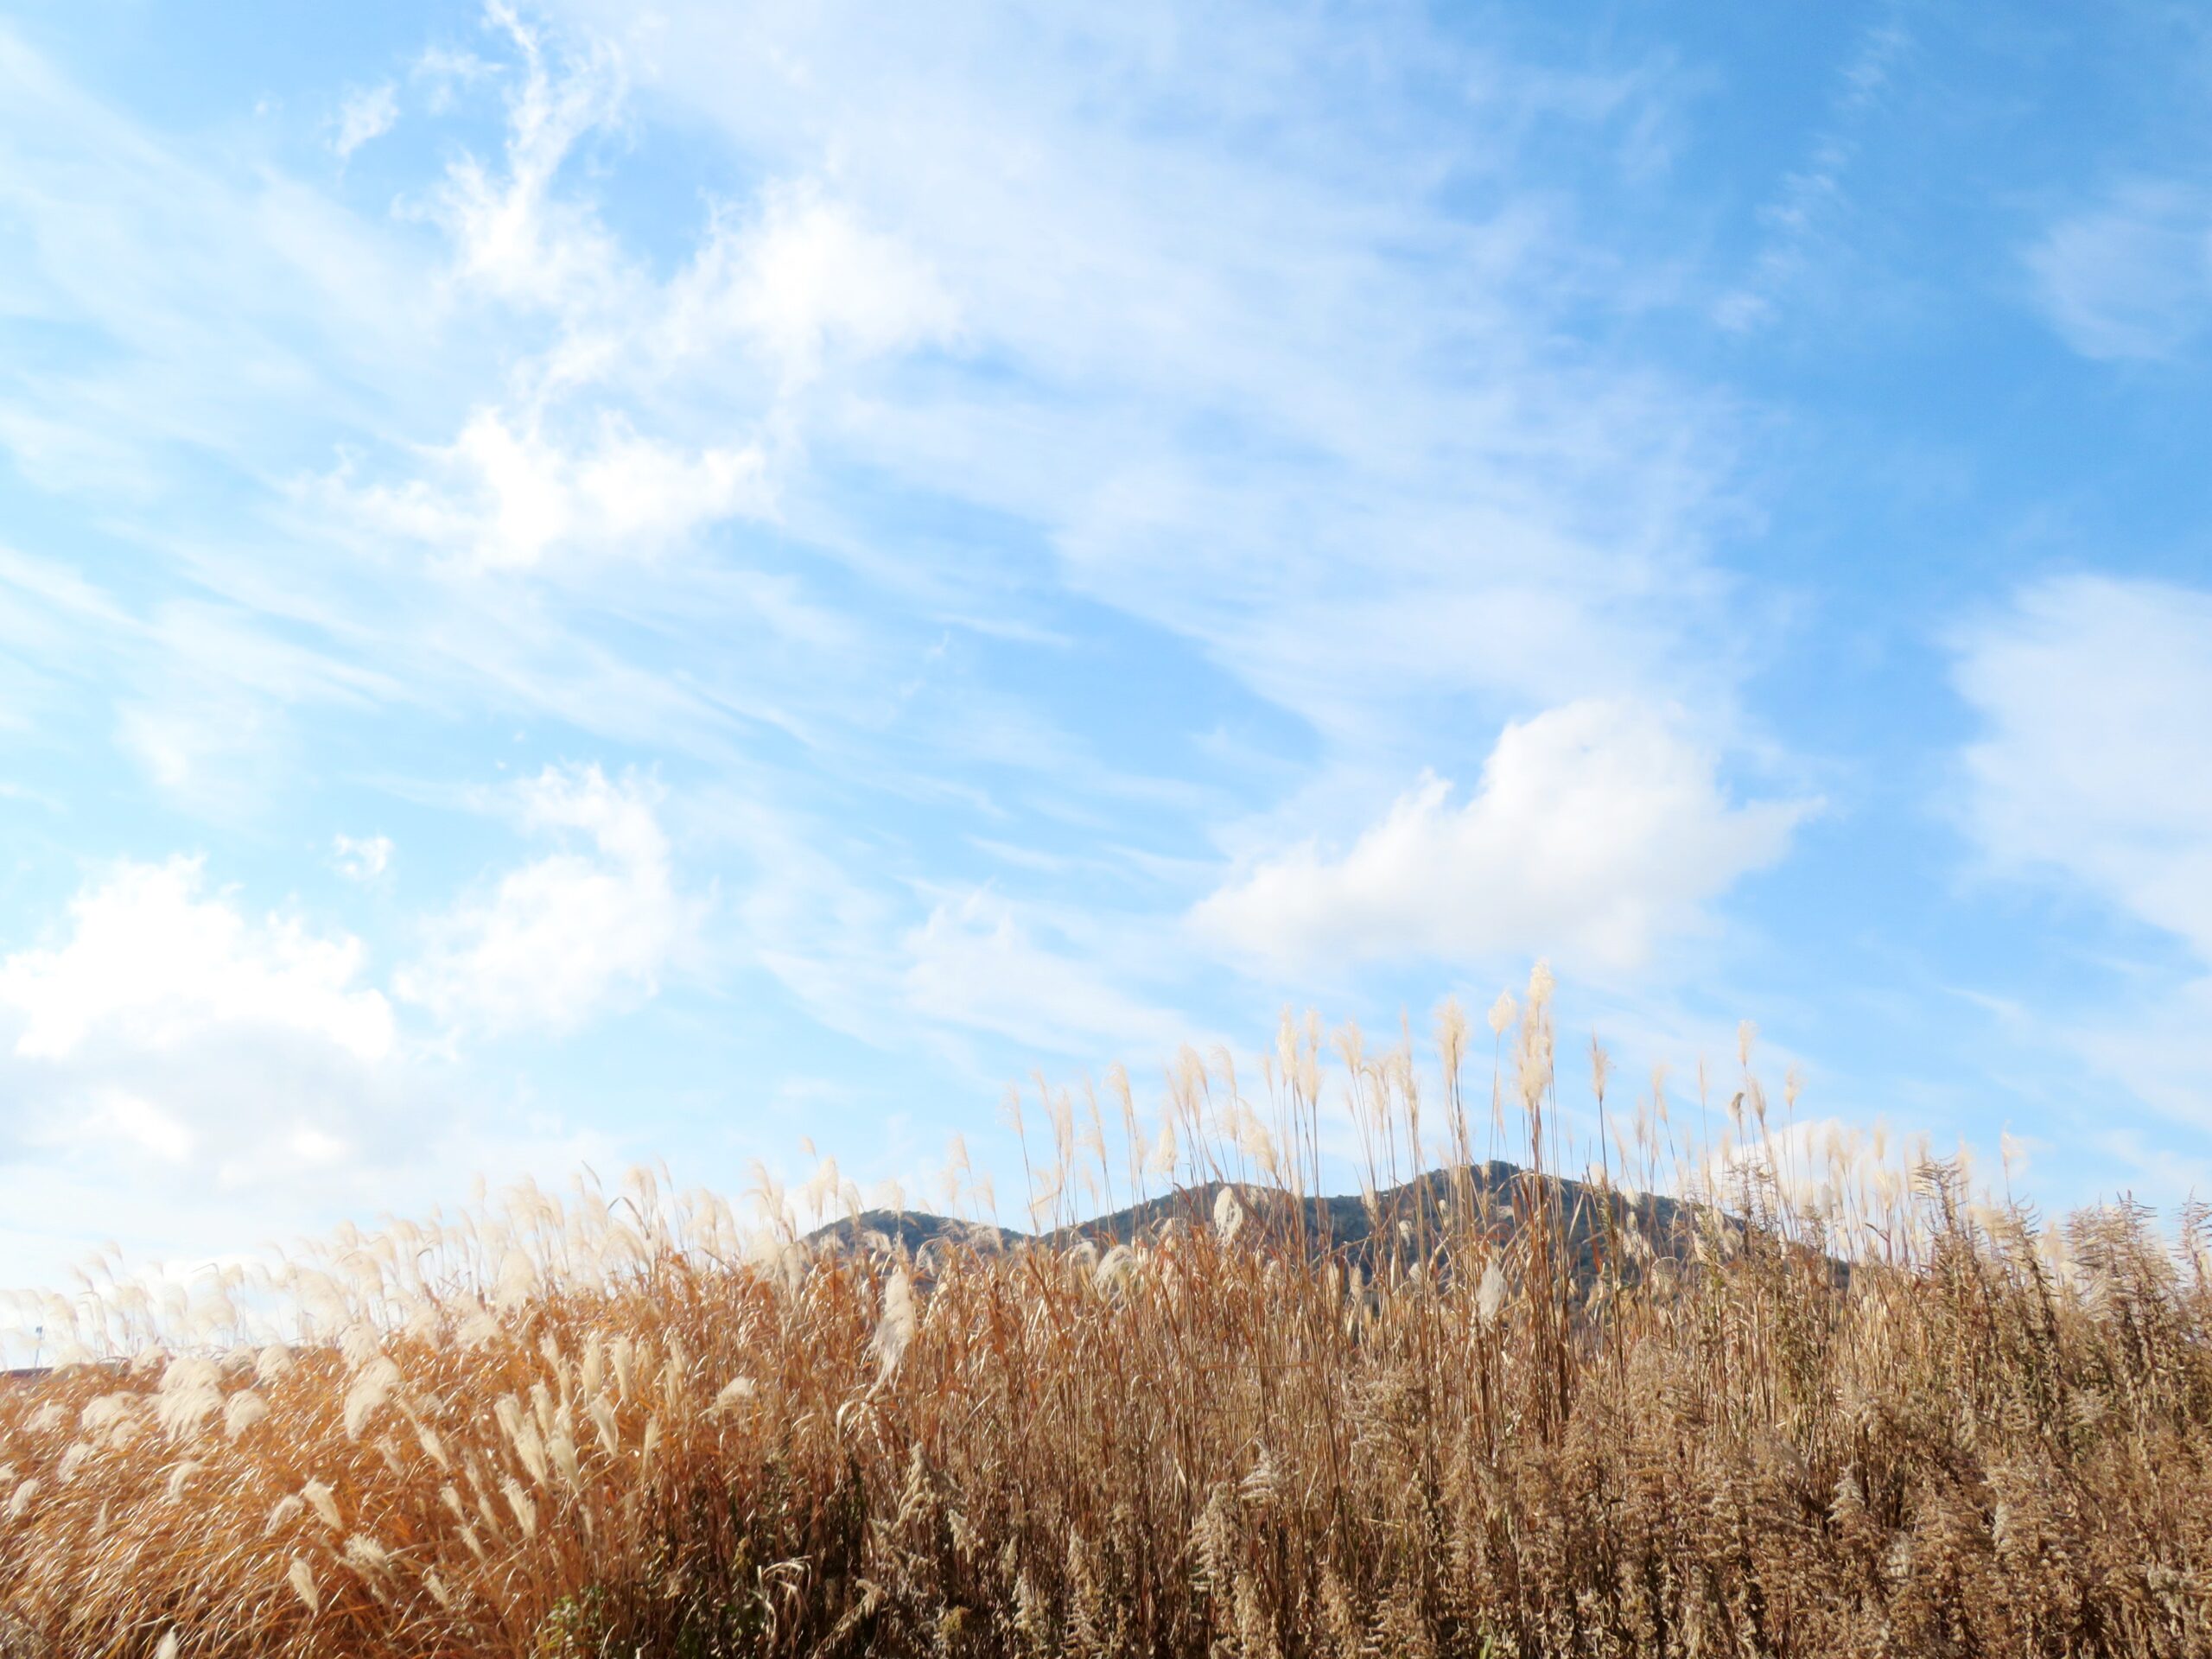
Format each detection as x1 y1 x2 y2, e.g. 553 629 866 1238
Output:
2 982 2207 1657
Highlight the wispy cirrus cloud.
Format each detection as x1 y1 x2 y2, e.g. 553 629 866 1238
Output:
0 23 452 480
311 9 958 583
1713 12 1912 333
2025 181 2212 364
424 5 629 321
1952 573 2212 1130
1955 574 2212 956
5 3 1792 1075
905 887 1196 1060
333 81 400 161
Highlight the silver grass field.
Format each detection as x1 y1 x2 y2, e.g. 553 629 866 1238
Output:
3 971 2209 1657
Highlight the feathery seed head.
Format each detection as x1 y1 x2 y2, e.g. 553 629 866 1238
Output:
588 1396 620 1455
224 1389 270 1440
610 1336 636 1402
550 1431 581 1489
287 1557 320 1614
302 1478 342 1531
1213 1186 1246 1243
1478 1259 1508 1321
502 1478 537 1538
873 1268 917 1373
342 1357 403 1440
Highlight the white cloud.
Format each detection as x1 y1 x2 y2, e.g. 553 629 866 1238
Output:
333 833 393 881
1193 700 1808 975
663 183 961 385
1955 574 2212 957
95 597 404 811
0 857 393 1062
332 24 964 578
1713 17 1911 333
0 0 1876 1268
428 4 629 318
333 81 399 161
0 26 447 483
532 0 1742 770
422 9 956 394
340 408 772 572
0 850 647 1288
0 859 423 1274
1954 574 2212 1131
89 1090 197 1164
2068 976 2212 1137
412 45 497 112
114 689 280 799
353 30 943 574
2025 181 2212 363
396 764 697 1033
904 888 1192 1058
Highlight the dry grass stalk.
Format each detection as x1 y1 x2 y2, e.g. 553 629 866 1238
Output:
1 983 2207 1656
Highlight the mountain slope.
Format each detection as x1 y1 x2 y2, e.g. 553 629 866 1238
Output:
805 1159 1741 1288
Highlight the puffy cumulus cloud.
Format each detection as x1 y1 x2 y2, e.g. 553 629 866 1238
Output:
0 857 393 1064
2025 181 2212 364
1193 700 1809 975
904 889 1192 1059
1954 574 2212 958
0 860 412 1233
0 849 657 1289
396 764 699 1034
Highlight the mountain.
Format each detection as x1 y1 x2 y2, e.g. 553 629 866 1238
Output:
804 1160 1745 1288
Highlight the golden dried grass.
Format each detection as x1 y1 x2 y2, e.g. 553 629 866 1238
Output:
1 978 2207 1656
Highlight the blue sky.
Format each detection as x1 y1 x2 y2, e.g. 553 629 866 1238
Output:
3 0 2211 1290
